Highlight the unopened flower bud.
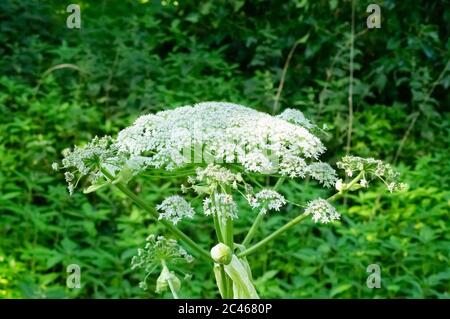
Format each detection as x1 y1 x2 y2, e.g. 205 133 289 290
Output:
210 243 232 265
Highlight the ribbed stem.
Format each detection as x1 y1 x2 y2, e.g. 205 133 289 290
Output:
161 260 179 299
237 213 308 258
241 210 264 246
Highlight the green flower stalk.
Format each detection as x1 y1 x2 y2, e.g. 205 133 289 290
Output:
55 102 406 299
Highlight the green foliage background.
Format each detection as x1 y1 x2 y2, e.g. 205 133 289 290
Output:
0 0 449 298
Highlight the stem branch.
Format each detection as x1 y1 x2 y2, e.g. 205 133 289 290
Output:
237 213 308 258
102 169 210 261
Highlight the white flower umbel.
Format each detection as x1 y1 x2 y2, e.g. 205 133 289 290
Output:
131 235 193 271
337 155 407 192
56 101 409 300
157 195 195 225
192 164 243 193
116 102 326 174
306 162 337 188
203 193 238 219
59 136 119 194
304 198 340 224
131 234 192 294
249 189 286 214
278 152 308 178
58 102 332 194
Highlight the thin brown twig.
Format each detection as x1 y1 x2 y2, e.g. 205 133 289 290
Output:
318 29 368 117
272 35 308 115
345 0 355 155
32 63 85 99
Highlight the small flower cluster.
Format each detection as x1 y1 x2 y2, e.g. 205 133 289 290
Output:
278 153 308 178
306 162 337 188
54 136 118 194
203 193 238 219
336 156 407 192
156 195 195 225
248 189 286 214
131 235 193 273
131 234 192 293
191 164 243 192
304 198 340 224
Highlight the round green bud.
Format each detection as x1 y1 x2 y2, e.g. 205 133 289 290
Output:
210 243 232 265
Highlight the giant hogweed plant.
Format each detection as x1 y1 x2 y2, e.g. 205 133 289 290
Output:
54 102 406 298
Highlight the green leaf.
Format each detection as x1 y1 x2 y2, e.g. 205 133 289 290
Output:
330 284 352 297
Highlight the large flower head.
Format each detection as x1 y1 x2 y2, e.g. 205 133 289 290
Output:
116 102 326 172
57 102 336 193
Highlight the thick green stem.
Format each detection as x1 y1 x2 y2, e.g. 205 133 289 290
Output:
101 168 210 261
219 212 234 297
161 260 179 299
328 171 364 202
211 191 234 299
237 213 308 258
241 211 264 246
225 217 234 248
241 177 285 247
213 213 224 243
224 217 234 298
219 265 228 299
167 279 179 299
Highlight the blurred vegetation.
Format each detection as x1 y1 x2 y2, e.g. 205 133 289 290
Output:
0 0 449 298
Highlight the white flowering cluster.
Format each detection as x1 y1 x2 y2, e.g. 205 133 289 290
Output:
156 195 195 225
278 153 308 178
131 235 193 271
57 102 339 194
304 198 340 224
203 193 238 219
131 235 193 290
336 156 407 192
114 102 326 175
189 164 243 193
306 162 337 188
54 136 117 194
248 189 286 214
